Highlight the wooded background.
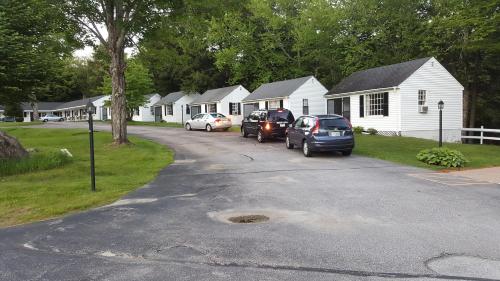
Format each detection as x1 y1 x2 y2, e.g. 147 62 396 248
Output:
1 0 499 128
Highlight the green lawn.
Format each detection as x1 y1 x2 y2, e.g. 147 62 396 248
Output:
0 121 43 128
354 134 500 170
0 128 173 227
228 125 241 133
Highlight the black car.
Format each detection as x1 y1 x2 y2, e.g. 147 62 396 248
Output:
285 115 354 157
241 109 295 142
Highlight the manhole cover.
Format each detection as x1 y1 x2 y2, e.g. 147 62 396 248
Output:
228 215 269 224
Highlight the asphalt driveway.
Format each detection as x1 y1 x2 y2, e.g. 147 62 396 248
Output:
1 123 500 281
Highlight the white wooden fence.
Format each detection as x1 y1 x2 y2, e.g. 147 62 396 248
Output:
462 126 500 144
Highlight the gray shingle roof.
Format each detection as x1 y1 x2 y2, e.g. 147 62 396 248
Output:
0 102 63 111
242 76 314 102
56 95 105 110
154 91 190 106
192 85 241 104
326 58 431 96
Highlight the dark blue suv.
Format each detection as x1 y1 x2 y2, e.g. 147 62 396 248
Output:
285 115 354 157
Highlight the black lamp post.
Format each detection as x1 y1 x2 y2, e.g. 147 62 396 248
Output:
438 100 444 147
86 100 96 192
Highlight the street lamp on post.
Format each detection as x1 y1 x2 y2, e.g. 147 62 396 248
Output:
438 100 444 147
86 100 96 192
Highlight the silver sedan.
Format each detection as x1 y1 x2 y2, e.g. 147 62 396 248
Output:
185 113 232 132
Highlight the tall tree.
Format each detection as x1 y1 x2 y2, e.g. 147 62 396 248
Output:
0 0 76 159
138 0 241 94
58 0 168 144
101 58 155 119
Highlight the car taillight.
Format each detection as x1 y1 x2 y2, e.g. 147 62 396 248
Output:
215 118 221 122
311 118 320 135
265 122 271 130
343 117 352 129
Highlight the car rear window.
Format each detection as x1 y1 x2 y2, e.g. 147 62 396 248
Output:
210 113 226 118
320 118 350 130
267 110 293 122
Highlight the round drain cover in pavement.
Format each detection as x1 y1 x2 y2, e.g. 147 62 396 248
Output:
228 215 269 224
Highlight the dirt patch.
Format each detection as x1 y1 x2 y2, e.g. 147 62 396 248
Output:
228 215 269 224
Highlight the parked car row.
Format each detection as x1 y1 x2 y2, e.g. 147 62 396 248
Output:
185 108 355 158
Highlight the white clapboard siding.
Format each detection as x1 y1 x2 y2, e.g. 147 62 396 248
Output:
219 86 251 125
347 89 401 132
163 94 200 123
132 94 161 122
399 58 463 141
288 77 327 116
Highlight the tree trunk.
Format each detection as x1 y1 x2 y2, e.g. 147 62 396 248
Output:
463 87 470 128
468 87 477 128
31 102 39 121
0 130 28 159
109 47 128 145
28 93 39 121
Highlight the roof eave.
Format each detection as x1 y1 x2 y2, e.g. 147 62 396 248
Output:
242 96 290 103
325 87 398 97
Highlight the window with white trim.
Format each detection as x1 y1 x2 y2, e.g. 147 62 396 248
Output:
230 102 240 115
366 93 384 116
166 104 173 115
302 99 309 115
208 104 217 113
418 90 426 106
268 100 280 109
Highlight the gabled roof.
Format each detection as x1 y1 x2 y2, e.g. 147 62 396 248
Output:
326 57 432 96
154 91 191 106
56 95 106 110
242 76 314 102
192 85 241 104
0 102 63 111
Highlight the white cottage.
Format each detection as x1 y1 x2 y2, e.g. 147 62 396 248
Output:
0 102 63 122
56 95 110 121
324 57 464 142
131 93 161 122
241 76 328 118
190 85 250 125
152 91 201 123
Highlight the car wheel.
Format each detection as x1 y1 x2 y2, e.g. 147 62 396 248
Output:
342 150 352 156
257 130 265 143
285 135 294 149
223 127 229 131
185 123 192 131
302 140 312 157
241 127 248 138
43 119 48 122
206 124 212 132
59 118 64 122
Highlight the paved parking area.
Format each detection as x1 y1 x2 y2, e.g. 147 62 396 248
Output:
1 123 500 281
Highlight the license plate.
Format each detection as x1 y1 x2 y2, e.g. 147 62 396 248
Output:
280 124 285 127
329 131 341 136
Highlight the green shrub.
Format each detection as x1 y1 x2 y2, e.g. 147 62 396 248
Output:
416 147 468 168
367 128 378 135
353 126 364 134
0 149 73 177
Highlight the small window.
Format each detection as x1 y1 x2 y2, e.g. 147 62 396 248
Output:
230 102 240 115
185 105 190 114
150 107 154 115
418 90 426 106
303 99 309 115
166 104 173 115
208 104 217 113
268 100 280 109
